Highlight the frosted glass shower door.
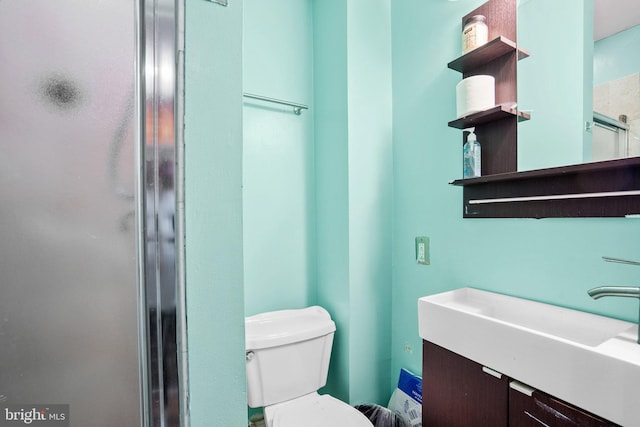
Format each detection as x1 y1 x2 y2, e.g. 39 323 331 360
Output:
0 1 142 425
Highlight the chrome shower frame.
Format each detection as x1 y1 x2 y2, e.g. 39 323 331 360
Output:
135 0 186 425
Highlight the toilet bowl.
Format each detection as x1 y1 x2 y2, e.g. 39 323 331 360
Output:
245 306 373 427
264 392 372 427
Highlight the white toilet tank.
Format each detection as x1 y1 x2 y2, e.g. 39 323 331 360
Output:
245 306 336 408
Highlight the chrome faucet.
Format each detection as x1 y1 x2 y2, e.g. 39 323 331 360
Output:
588 256 640 344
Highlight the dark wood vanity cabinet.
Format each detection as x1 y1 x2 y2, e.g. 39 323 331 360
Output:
422 341 509 426
422 341 618 427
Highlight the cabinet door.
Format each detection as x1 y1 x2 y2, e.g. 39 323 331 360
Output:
422 341 509 427
509 381 619 427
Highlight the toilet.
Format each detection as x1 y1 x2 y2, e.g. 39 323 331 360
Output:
245 306 374 427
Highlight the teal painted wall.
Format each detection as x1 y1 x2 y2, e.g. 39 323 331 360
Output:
314 0 393 406
345 0 393 406
184 0 246 426
183 1 640 424
313 0 392 404
242 0 393 408
313 0 351 403
390 0 640 389
594 24 640 85
243 0 316 316
518 0 593 169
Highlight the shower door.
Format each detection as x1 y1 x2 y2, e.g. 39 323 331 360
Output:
0 0 182 426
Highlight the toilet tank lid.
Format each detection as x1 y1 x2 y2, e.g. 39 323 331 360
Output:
245 306 336 350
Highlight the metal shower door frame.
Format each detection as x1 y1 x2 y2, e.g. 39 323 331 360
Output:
135 0 186 425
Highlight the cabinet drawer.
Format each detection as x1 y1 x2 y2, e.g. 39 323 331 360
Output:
509 381 618 427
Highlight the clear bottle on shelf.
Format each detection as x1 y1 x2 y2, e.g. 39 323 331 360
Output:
463 128 481 178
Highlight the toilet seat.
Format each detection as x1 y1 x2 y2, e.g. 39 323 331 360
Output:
264 392 373 427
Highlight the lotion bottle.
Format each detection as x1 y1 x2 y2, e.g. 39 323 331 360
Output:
463 128 481 178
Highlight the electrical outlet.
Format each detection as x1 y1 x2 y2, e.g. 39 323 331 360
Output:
415 236 430 265
404 343 413 354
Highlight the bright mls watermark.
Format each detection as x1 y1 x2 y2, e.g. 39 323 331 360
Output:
0 405 68 426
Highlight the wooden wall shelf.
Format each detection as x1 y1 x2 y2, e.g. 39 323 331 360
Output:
447 0 524 177
450 157 640 218
448 104 530 129
447 0 529 182
447 36 529 73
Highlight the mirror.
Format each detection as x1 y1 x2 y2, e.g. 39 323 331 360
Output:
517 0 640 171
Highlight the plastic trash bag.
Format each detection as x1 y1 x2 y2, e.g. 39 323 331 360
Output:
355 404 408 427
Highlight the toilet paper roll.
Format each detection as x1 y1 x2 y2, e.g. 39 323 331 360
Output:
456 75 495 118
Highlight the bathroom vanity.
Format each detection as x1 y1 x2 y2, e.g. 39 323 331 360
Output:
418 288 640 426
423 341 617 426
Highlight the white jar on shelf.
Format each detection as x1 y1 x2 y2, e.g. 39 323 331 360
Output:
462 15 488 54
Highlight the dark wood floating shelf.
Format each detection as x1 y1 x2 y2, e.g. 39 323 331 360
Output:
448 104 531 130
450 157 640 218
450 157 640 186
447 36 530 73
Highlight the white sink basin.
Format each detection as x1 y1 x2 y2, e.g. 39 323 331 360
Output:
418 288 640 426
